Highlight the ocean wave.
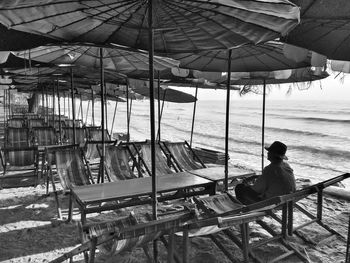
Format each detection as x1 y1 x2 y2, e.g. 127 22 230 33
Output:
264 114 350 124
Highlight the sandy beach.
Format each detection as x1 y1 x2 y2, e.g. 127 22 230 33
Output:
0 177 349 263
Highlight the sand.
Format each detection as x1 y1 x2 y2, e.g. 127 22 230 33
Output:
0 178 349 263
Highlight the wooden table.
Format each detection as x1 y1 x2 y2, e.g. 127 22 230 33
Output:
186 166 255 182
70 172 215 224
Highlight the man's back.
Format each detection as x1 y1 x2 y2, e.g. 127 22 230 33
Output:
252 161 296 199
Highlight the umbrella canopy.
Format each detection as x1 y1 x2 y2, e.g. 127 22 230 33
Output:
282 0 350 60
0 24 57 51
0 0 300 53
6 65 127 86
15 45 179 72
132 84 196 103
167 41 312 72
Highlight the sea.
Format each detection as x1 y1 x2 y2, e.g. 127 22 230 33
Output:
82 99 350 188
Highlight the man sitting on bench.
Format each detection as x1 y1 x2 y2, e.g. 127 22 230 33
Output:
235 141 296 204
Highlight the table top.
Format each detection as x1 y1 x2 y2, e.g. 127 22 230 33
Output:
72 172 213 204
186 166 255 182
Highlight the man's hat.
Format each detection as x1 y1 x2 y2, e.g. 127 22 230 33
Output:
265 141 288 160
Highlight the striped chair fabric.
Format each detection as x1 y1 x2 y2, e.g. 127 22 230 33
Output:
5 147 37 167
164 142 204 170
63 127 86 144
6 128 30 147
27 118 45 128
55 147 91 189
87 127 111 141
104 145 137 181
140 143 173 175
7 119 24 128
33 127 57 146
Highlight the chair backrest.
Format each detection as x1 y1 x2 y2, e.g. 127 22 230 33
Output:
63 127 86 144
139 142 173 176
163 141 205 171
6 127 31 147
86 127 111 141
3 146 38 167
104 144 137 181
54 146 91 189
27 118 45 128
32 127 57 146
65 119 82 128
48 119 66 130
7 118 24 128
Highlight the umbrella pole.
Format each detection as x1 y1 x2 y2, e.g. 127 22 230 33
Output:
85 100 90 125
57 78 62 145
156 90 166 141
110 98 118 138
99 48 106 183
148 0 158 260
52 81 56 124
63 93 66 117
70 67 76 144
262 79 266 172
128 95 133 142
68 92 71 121
157 71 161 142
224 49 232 192
77 94 82 122
45 85 49 124
126 82 130 142
104 86 108 132
190 86 198 148
91 88 95 126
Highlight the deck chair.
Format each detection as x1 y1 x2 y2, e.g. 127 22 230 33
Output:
7 118 24 128
46 144 94 219
193 193 308 263
27 118 45 128
85 126 111 141
5 127 31 147
278 173 350 245
103 144 141 182
32 126 58 146
162 141 206 171
50 210 195 263
131 141 177 176
62 127 87 144
0 146 39 188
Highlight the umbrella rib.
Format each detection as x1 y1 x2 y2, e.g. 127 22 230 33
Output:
166 0 291 42
50 0 138 38
164 1 252 48
72 1 143 45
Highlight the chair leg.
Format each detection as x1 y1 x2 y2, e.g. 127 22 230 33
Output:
88 236 97 263
50 169 62 219
183 229 189 263
167 231 175 263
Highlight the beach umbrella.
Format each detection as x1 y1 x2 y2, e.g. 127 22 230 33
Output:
167 41 312 72
0 24 57 51
0 0 300 53
15 46 180 73
281 0 350 61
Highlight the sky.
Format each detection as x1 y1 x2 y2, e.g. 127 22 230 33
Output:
171 73 350 101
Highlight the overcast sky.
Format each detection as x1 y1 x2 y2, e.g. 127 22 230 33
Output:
172 73 350 101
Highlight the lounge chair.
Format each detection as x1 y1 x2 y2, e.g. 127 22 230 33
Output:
50 210 195 263
32 126 58 146
5 127 31 147
103 144 142 181
27 118 45 128
0 146 39 188
193 193 308 263
7 118 24 128
85 126 111 141
45 144 94 218
62 127 87 144
161 141 206 171
279 173 350 244
130 141 178 176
